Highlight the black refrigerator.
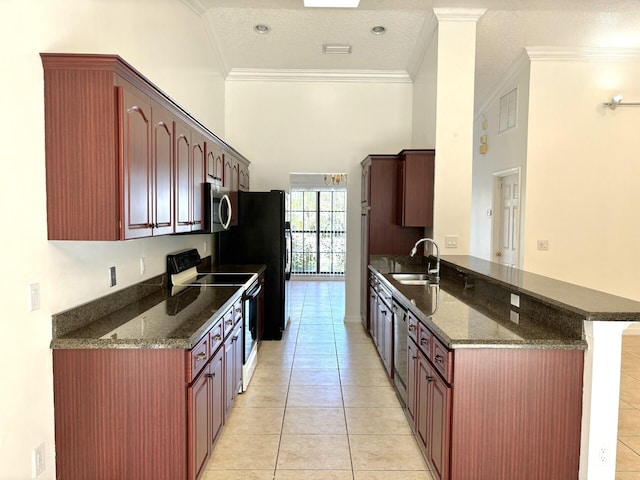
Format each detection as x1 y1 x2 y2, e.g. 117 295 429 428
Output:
218 190 291 340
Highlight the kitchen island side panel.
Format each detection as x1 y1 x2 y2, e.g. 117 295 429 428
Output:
450 348 584 480
53 349 188 480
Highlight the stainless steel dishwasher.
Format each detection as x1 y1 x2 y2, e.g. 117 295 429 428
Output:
392 299 408 407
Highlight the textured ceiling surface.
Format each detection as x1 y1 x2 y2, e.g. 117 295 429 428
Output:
182 0 640 109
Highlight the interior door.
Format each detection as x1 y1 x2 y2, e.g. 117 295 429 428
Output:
494 171 520 267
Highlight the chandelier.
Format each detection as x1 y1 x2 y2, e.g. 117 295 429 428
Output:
324 174 346 186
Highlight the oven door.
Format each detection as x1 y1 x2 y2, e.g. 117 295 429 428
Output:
242 279 262 363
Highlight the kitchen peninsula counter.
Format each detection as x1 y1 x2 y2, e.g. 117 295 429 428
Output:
369 254 613 350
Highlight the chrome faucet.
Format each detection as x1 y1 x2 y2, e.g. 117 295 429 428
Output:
410 238 440 283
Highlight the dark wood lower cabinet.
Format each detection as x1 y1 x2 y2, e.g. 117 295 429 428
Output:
53 340 231 480
52 349 188 480
407 338 584 480
189 366 211 480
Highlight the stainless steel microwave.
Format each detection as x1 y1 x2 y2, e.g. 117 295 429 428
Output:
204 183 232 233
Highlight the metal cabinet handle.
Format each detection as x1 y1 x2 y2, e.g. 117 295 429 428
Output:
435 354 444 363
206 373 215 379
195 352 206 361
425 375 434 383
226 320 233 325
212 334 221 341
408 324 416 331
420 338 428 345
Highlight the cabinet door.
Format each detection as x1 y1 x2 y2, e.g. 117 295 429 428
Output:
416 350 430 450
206 141 223 187
238 162 249 191
398 150 435 227
175 121 192 233
191 133 205 231
224 334 236 417
209 347 224 446
428 371 451 480
233 322 243 396
223 155 233 190
188 370 210 480
151 101 174 235
121 84 153 239
369 287 378 344
406 338 417 423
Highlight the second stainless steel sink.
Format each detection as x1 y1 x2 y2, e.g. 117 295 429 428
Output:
389 273 431 285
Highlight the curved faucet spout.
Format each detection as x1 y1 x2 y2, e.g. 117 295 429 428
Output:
410 238 440 282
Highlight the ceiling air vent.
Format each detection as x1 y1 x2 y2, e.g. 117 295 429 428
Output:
323 44 352 54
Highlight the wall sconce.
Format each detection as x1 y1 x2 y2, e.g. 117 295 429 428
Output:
603 94 640 110
324 174 346 186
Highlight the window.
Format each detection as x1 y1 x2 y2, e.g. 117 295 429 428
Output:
499 87 518 133
290 190 346 275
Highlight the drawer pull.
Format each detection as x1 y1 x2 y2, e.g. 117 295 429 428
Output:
435 354 444 363
206 373 215 379
212 334 222 341
408 324 416 331
420 338 428 345
226 320 233 325
195 352 207 361
425 375 434 383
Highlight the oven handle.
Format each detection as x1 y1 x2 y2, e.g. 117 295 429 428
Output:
243 281 262 301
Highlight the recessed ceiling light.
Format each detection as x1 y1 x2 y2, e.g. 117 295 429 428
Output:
371 25 386 35
304 0 360 7
254 24 271 34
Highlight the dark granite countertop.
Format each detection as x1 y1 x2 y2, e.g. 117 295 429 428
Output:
50 263 266 350
369 255 588 350
440 255 640 322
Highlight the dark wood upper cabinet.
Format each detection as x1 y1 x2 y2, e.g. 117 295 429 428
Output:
41 53 249 240
397 149 435 227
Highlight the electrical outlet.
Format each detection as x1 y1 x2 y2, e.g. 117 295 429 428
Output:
537 240 549 251
599 446 608 464
203 241 207 253
32 442 45 477
28 283 41 312
109 266 117 287
444 235 458 248
139 257 146 275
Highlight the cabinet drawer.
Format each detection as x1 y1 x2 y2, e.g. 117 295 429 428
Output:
188 335 209 383
222 307 234 338
209 319 224 354
417 321 432 355
407 310 419 344
432 336 453 384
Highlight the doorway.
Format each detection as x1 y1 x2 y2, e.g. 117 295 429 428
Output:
492 167 521 267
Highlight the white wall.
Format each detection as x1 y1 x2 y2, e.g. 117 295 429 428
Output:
524 57 640 301
0 1 225 477
411 24 438 150
470 53 530 263
224 80 414 320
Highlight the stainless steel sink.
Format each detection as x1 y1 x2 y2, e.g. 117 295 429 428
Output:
389 273 431 286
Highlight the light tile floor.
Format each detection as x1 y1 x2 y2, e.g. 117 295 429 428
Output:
203 279 433 480
617 334 640 479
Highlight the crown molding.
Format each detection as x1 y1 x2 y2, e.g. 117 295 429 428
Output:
406 13 438 80
181 0 208 16
226 68 413 83
433 8 487 23
525 46 640 62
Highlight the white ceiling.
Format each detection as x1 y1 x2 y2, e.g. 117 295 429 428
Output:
182 0 640 110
